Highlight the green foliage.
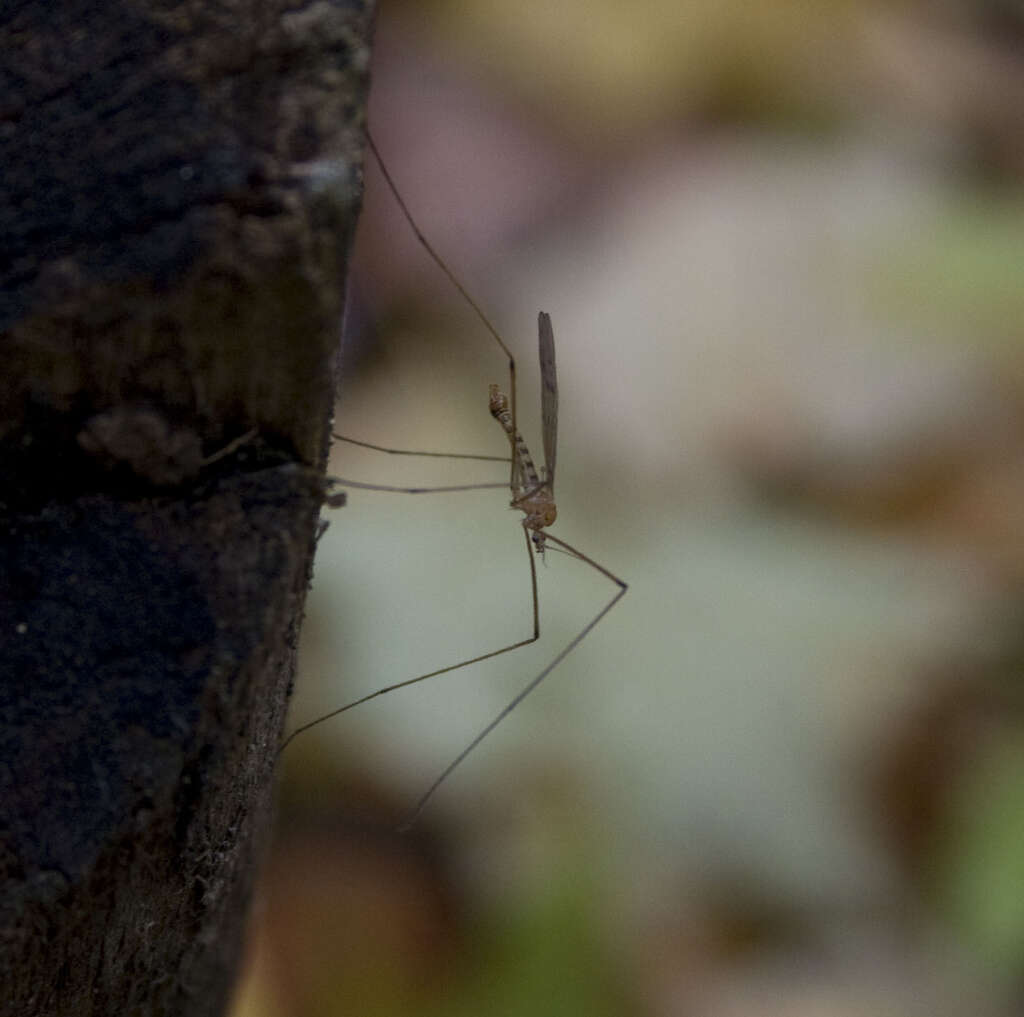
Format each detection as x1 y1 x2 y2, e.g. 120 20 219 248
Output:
937 731 1024 978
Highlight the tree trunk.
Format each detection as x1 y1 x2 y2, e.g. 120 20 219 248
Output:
0 1 374 1013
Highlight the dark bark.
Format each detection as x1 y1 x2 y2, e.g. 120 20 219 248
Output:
0 1 374 1014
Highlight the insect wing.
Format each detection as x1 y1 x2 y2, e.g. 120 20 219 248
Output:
538 311 558 488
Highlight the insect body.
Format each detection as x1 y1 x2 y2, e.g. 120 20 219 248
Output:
488 312 557 551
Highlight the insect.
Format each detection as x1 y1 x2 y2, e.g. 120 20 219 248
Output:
281 131 627 827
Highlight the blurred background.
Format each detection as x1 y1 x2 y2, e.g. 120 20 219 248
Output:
233 1 1024 1014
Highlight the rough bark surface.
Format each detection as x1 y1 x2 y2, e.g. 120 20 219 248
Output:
0 1 374 1014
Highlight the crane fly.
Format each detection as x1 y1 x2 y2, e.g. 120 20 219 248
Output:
280 131 628 827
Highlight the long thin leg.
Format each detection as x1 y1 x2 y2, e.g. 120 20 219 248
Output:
399 528 627 830
298 364 535 755
364 129 519 490
322 453 509 504
279 525 540 756
329 476 509 495
327 431 511 495
333 434 509 463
